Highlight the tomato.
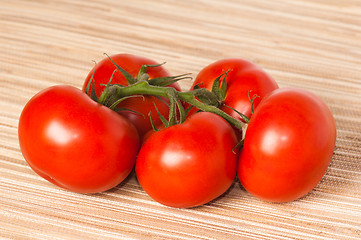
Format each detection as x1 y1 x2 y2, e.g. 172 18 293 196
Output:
190 58 278 122
238 88 337 202
18 85 140 193
136 112 238 208
82 54 181 139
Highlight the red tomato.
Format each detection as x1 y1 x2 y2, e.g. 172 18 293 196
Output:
238 88 337 202
18 85 140 193
136 112 238 208
82 54 181 139
190 58 278 122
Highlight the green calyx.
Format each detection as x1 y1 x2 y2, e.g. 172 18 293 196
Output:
192 71 229 108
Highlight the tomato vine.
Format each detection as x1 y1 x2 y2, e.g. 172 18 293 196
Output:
91 54 247 135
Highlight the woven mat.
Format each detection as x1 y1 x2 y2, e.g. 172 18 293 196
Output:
1 0 360 239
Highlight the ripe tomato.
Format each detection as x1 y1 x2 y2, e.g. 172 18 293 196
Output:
190 58 278 122
18 85 140 193
238 88 337 202
136 112 238 208
82 54 181 139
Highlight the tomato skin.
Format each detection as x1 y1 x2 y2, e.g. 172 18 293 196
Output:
82 54 181 139
238 88 337 202
18 85 140 193
136 112 238 208
191 58 278 121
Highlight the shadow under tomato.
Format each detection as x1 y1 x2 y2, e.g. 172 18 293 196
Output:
89 168 137 196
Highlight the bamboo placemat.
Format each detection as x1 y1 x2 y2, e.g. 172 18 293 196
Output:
1 0 360 239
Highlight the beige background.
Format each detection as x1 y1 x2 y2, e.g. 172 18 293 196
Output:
1 0 361 239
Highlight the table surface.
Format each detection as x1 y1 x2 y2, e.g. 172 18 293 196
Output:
1 0 361 239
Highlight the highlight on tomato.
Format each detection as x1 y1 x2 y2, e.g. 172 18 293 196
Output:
238 88 337 202
18 85 140 193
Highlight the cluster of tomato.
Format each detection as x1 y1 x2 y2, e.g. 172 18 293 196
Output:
18 54 336 208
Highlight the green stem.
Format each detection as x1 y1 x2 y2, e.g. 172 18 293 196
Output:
178 91 244 131
108 81 244 131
